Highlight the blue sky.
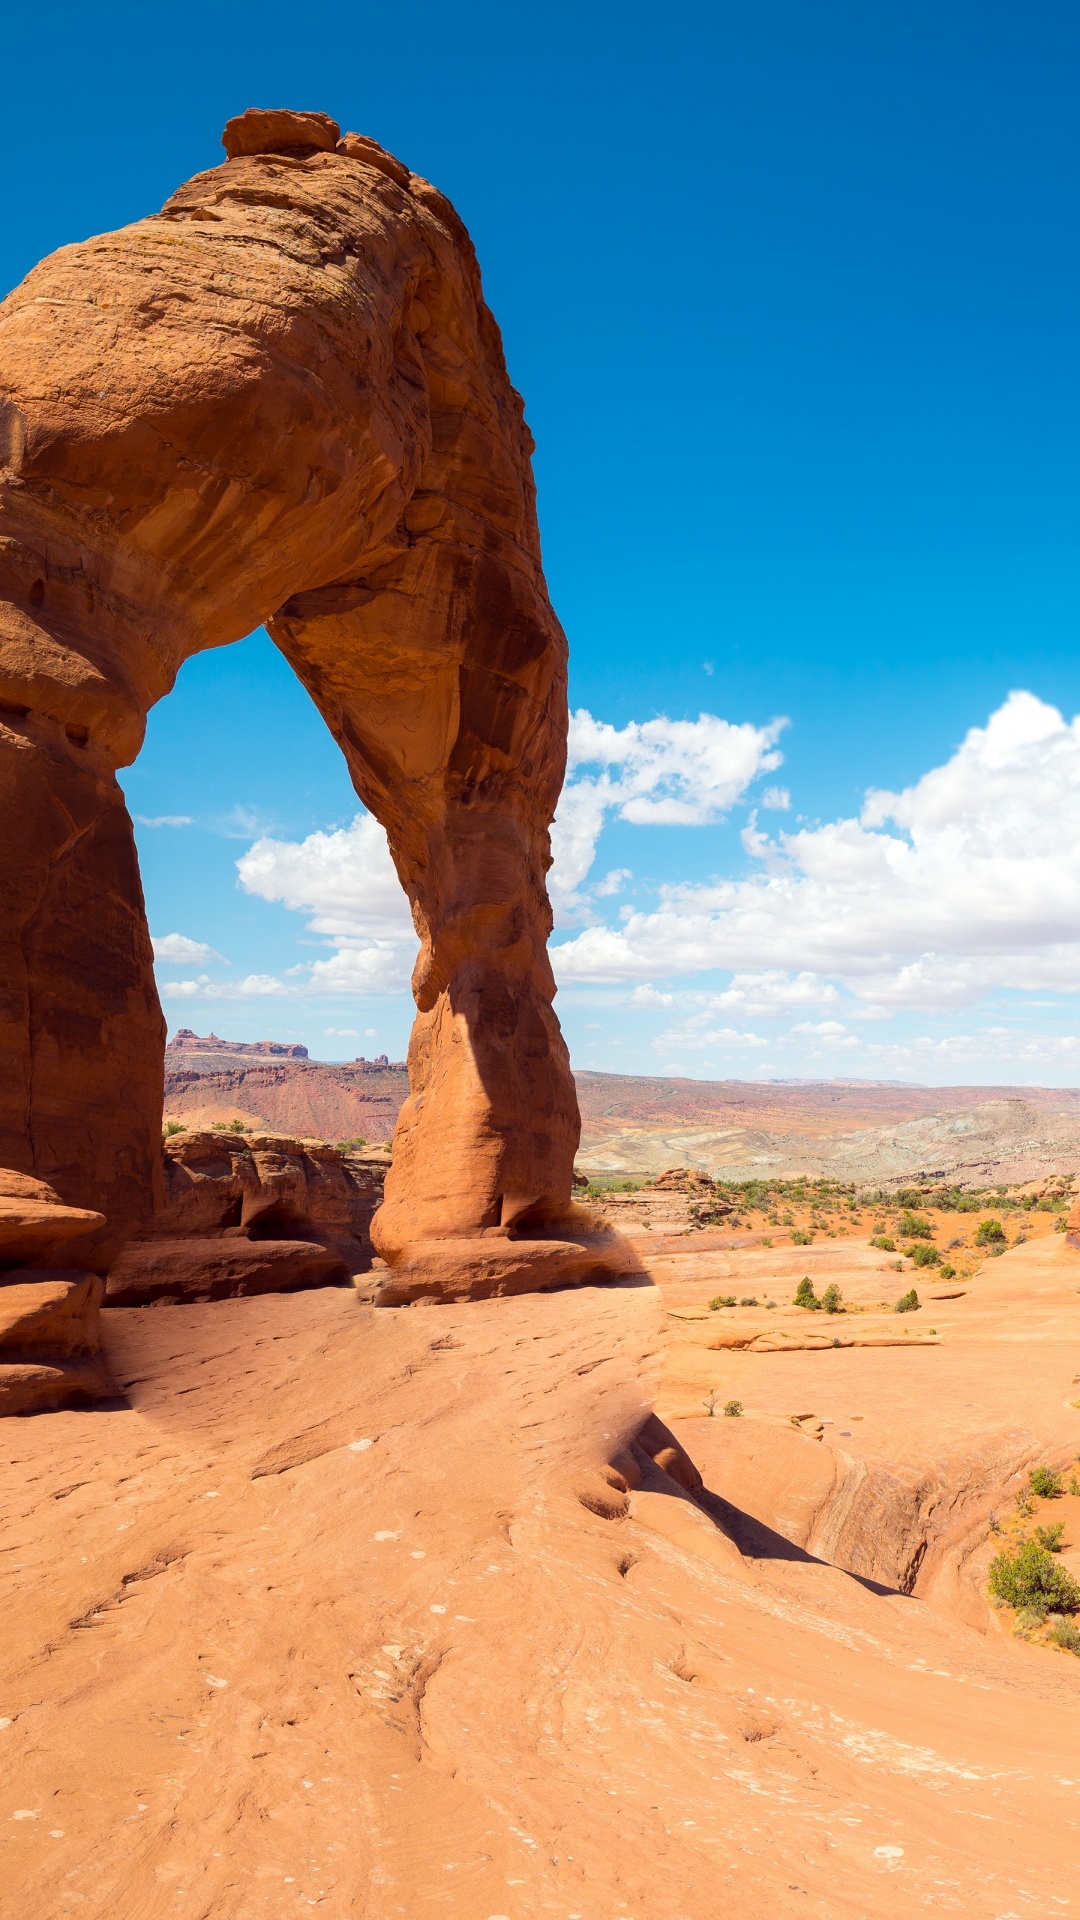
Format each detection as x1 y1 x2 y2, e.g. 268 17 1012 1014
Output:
8 2 1080 1082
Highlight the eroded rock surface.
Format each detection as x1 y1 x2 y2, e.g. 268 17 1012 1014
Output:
2 1249 1079 1916
0 105 618 1346
105 1131 389 1304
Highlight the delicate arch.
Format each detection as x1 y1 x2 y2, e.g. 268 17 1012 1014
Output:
0 109 618 1314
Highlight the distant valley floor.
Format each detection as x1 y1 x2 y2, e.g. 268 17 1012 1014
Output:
162 1033 1080 1188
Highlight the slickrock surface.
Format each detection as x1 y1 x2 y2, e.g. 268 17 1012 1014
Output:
0 107 603 1303
2 1234 1080 1916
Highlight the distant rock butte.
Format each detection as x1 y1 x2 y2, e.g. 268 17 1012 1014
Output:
168 1028 311 1059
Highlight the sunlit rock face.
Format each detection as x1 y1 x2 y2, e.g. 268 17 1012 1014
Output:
0 107 626 1399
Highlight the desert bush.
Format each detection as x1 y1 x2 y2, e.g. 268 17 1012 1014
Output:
723 1399 743 1418
988 1537 1080 1613
897 1211 934 1240
709 1294 736 1310
1034 1522 1065 1552
1029 1465 1064 1499
1069 1475 1080 1496
893 1289 920 1313
1047 1620 1080 1653
906 1243 941 1268
821 1283 843 1314
781 1212 794 1226
164 1120 185 1136
938 1263 956 1279
975 1219 1006 1246
761 1236 774 1247
869 1234 896 1251
793 1276 820 1310
739 1296 758 1307
338 1136 368 1151
791 1228 813 1246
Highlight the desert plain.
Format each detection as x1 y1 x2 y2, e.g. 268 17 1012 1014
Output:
2 1169 1079 1918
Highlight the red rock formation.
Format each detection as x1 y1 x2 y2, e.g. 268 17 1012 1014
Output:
0 107 623 1392
167 1029 310 1059
105 1129 388 1304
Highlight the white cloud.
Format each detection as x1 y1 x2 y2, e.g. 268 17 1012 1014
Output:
235 814 417 995
161 973 287 1000
627 984 675 1008
761 786 790 811
549 708 786 921
152 932 222 963
554 692 1080 1012
137 815 193 829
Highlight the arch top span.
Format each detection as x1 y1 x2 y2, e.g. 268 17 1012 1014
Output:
0 109 626 1319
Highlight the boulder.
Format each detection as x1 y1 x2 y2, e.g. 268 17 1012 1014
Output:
0 1271 109 1414
105 1237 348 1306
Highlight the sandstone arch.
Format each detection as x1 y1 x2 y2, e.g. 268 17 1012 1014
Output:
0 110 620 1395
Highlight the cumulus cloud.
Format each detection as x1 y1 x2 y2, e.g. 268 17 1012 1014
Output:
549 708 786 920
152 932 222 963
161 973 287 1000
236 814 417 995
554 692 1080 1012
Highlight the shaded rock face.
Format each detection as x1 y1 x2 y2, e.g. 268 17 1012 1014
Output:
0 105 620 1342
105 1132 389 1305
0 1172 109 1413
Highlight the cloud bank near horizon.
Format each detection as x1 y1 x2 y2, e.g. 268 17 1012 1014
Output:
154 692 1080 1080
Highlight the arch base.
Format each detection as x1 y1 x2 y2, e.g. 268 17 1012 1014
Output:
370 1233 645 1306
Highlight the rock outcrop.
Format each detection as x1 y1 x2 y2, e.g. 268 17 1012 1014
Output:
0 105 624 1395
105 1130 389 1305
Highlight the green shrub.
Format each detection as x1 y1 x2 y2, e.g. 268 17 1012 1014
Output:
869 1234 896 1252
164 1120 185 1136
1029 1465 1064 1499
791 1228 813 1246
898 1211 934 1240
1047 1620 1080 1653
1034 1522 1065 1552
1070 1475 1080 1497
975 1219 1006 1246
723 1399 743 1418
761 1235 773 1247
938 1263 956 1279
988 1537 1080 1613
709 1294 736 1310
338 1136 368 1151
793 1276 820 1310
906 1243 941 1268
821 1283 843 1314
894 1289 920 1313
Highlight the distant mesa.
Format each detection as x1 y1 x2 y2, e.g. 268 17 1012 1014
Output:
169 1029 310 1060
166 1030 398 1069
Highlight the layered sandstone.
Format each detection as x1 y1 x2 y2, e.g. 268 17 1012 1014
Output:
105 1130 389 1305
0 106 624 1378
